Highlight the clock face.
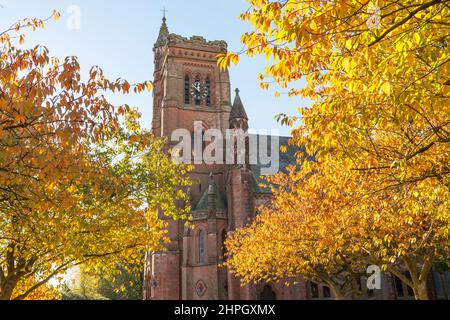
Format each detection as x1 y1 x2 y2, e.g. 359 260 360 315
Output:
190 81 208 100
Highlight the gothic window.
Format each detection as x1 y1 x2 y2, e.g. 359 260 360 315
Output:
433 271 450 299
310 282 319 299
198 229 205 265
404 272 415 297
322 286 331 298
191 131 206 159
205 78 211 106
394 276 404 297
184 75 190 104
191 133 195 156
394 273 415 298
406 284 415 297
221 229 227 261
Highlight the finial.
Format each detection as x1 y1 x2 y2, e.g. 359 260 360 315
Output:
208 172 216 194
155 8 169 47
161 7 168 21
235 88 240 94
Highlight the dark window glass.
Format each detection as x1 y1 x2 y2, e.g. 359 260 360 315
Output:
394 276 404 297
206 78 211 106
221 229 227 260
310 282 319 299
406 285 415 297
323 286 331 298
198 230 205 264
405 272 415 297
184 76 190 104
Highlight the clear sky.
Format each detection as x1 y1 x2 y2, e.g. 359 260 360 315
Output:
0 0 309 136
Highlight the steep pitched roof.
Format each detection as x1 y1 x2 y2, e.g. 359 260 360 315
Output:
229 88 248 121
250 135 306 194
192 136 306 211
155 17 169 47
194 174 227 212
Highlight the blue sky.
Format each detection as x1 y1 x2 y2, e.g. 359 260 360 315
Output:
0 0 308 136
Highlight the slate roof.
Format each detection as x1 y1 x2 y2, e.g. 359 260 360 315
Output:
194 135 302 212
193 175 227 212
250 135 302 194
229 89 248 121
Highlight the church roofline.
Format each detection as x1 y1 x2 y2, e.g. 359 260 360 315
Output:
165 33 228 52
154 14 227 54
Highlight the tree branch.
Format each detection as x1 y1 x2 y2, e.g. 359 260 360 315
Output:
369 0 446 47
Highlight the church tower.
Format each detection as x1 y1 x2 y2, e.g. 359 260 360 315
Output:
145 16 232 300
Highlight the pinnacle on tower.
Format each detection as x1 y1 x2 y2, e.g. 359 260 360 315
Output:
155 15 169 47
230 88 248 121
208 172 216 195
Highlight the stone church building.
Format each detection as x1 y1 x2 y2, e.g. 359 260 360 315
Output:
143 17 449 301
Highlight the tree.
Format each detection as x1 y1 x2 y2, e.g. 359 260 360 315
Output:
62 261 145 300
221 0 449 300
225 164 370 299
13 276 62 300
0 13 191 300
226 162 449 299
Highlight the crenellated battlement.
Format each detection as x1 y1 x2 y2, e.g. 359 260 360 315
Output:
167 33 228 53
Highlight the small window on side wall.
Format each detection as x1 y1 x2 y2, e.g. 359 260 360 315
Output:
221 229 227 261
205 78 211 106
184 75 190 104
310 282 319 299
198 229 205 265
322 286 331 298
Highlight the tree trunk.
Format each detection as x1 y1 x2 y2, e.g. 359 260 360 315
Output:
0 286 14 300
328 283 345 300
413 281 429 300
0 278 19 300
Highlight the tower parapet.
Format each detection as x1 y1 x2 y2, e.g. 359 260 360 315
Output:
167 34 228 53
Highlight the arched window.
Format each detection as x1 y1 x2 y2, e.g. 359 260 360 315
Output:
184 75 190 104
205 78 211 106
322 286 331 298
198 229 205 264
310 282 319 299
221 229 227 261
191 131 205 159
